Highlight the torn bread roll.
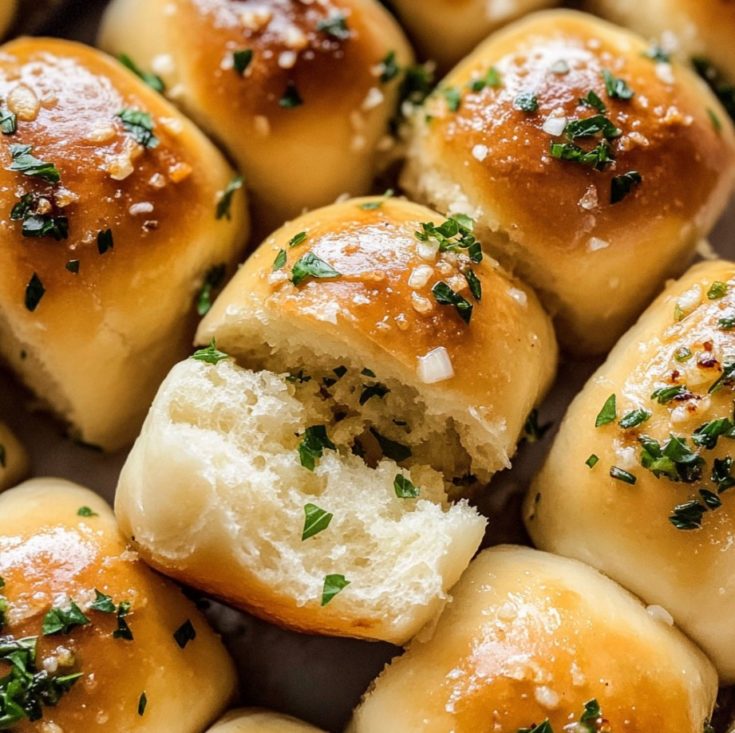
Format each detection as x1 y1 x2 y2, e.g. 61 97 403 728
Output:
0 37 248 451
207 709 324 733
388 0 559 70
98 0 412 231
527 259 735 683
115 197 557 644
0 478 236 731
402 10 735 354
349 545 718 732
0 421 29 491
586 0 735 119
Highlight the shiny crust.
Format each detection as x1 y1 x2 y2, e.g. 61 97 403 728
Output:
527 259 735 682
208 709 324 733
389 0 557 69
349 546 717 733
402 10 735 354
587 0 735 81
0 421 28 491
0 37 248 450
0 478 236 732
198 196 558 478
98 0 413 229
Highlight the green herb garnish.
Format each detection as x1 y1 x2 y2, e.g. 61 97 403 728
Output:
291 252 341 286
611 171 642 204
603 69 634 100
514 92 538 113
279 81 303 108
24 273 45 312
191 339 229 365
116 109 158 149
118 53 165 92
233 49 253 75
7 144 60 182
321 574 350 606
215 175 244 220
394 474 419 498
431 281 473 324
585 454 599 468
317 13 350 40
595 394 617 427
42 601 90 636
619 408 651 429
302 503 334 540
298 426 336 470
610 466 637 484
77 506 98 517
173 619 196 649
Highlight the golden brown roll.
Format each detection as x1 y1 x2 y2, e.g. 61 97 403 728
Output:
388 0 559 70
402 9 735 354
0 478 236 731
349 545 718 732
587 0 735 105
527 259 735 683
207 709 324 733
115 197 557 645
0 421 28 491
0 1 16 37
98 0 413 231
0 37 248 451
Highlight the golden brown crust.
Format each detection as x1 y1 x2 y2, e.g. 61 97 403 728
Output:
587 0 735 81
98 0 413 230
0 37 248 450
0 478 236 732
349 546 718 733
402 10 735 354
527 259 735 682
199 196 558 478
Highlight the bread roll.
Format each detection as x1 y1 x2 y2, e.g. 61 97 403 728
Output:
402 10 735 354
98 0 413 231
349 545 717 732
207 709 324 733
115 197 557 644
387 0 558 70
527 259 735 682
0 37 248 451
0 478 236 731
587 0 735 102
0 421 29 491
0 0 16 37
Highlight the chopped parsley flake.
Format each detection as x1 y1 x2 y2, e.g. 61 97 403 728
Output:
579 90 606 113
66 259 80 274
378 51 400 84
692 418 735 449
585 454 599 468
639 434 703 483
469 67 501 92
279 81 303 108
594 394 617 427
317 13 350 40
442 86 461 112
196 263 226 316
645 46 671 63
233 49 253 75
7 144 61 182
116 109 159 149
90 590 117 614
708 108 723 133
394 474 419 499
191 339 230 365
97 228 113 255
603 69 635 100
302 503 334 540
272 249 287 271
415 214 481 263
10 193 68 240
173 619 196 649
709 362 735 393
138 692 147 716
432 281 473 324
463 268 482 301
719 316 735 330
0 107 16 135
288 231 307 248
119 54 165 92
669 499 706 530
619 408 651 429
298 425 336 471
707 281 728 299
291 252 341 286
321 574 350 606
216 175 244 220
513 92 538 113
611 171 642 204
24 273 45 312
42 601 90 636
359 382 389 405
549 140 614 170
564 114 621 141
651 385 688 404
610 466 636 484
77 506 98 517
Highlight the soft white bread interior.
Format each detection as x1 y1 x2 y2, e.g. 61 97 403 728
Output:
207 709 324 733
349 545 718 732
98 0 413 231
586 0 735 94
0 478 236 732
115 197 557 644
0 421 29 491
0 37 249 451
527 259 735 683
401 9 735 354
388 0 558 70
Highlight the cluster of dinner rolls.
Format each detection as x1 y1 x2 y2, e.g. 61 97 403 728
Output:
0 37 248 451
387 0 559 70
0 421 28 491
207 709 324 733
0 478 236 731
528 259 735 683
587 0 735 109
114 196 557 644
98 0 413 231
349 545 717 732
402 9 735 354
